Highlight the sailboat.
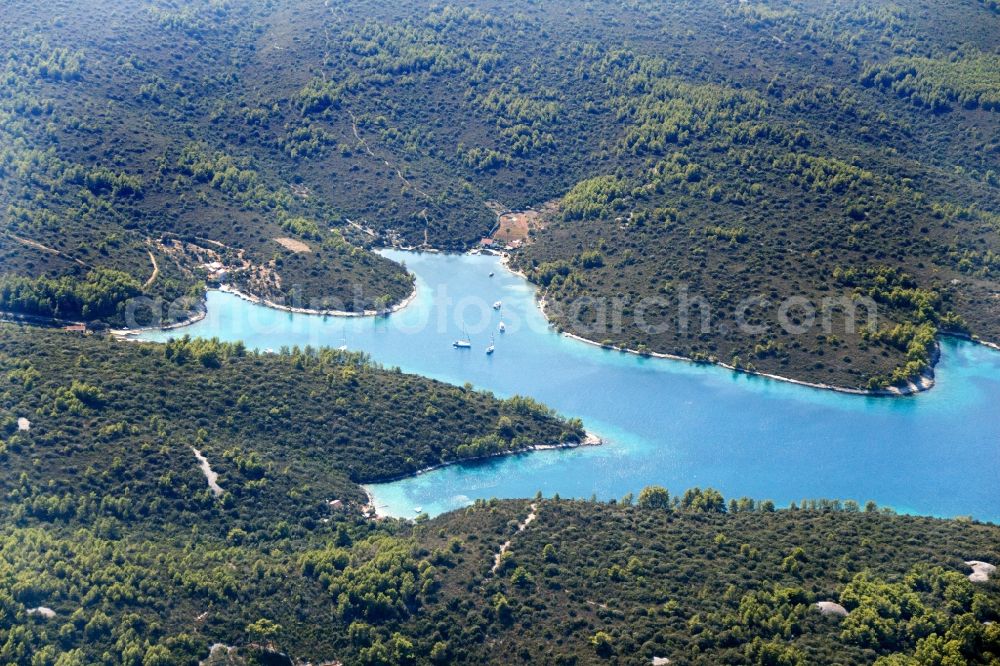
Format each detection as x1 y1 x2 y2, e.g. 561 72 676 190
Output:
486 333 495 355
338 332 348 351
453 326 471 349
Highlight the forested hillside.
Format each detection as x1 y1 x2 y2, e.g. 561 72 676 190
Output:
0 325 997 664
413 497 1000 665
3 2 999 663
0 0 416 326
3 0 998 383
0 325 583 520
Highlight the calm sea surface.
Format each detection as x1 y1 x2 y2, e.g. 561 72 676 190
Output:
138 250 1000 521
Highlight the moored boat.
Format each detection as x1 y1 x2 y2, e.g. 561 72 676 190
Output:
453 325 472 348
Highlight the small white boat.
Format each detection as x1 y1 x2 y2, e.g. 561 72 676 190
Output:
492 300 502 310
453 325 471 349
489 271 495 277
486 334 495 355
498 321 506 333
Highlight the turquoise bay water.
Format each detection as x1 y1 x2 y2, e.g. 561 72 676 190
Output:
139 251 1000 521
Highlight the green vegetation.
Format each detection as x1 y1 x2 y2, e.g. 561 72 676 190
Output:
0 10 412 326
2 1 999 663
0 325 997 664
0 325 581 503
418 497 999 665
0 268 141 321
862 53 1000 111
2 0 998 384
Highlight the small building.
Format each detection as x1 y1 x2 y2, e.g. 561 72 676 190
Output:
63 324 87 333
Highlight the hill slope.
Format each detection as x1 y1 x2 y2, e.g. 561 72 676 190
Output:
0 326 997 664
2 3 999 662
4 0 999 383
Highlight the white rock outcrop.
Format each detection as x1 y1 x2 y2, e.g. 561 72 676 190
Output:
815 601 849 617
966 561 996 583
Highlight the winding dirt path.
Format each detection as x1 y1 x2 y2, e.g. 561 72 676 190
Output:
346 109 439 225
491 502 538 574
4 233 88 267
348 109 378 159
143 250 159 289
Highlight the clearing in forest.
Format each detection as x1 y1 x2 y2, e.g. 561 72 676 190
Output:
492 210 538 246
273 237 312 253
